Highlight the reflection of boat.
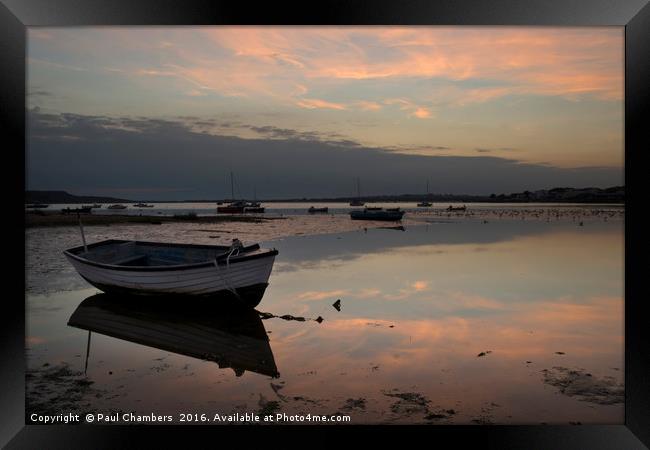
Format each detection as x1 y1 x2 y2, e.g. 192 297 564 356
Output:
63 239 278 306
349 177 365 206
447 205 467 211
308 206 328 213
62 206 92 214
26 203 49 209
350 209 405 221
107 204 127 209
133 203 154 208
68 293 279 378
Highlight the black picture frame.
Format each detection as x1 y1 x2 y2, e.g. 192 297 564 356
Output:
3 0 648 447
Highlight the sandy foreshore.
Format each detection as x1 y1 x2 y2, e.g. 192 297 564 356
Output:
25 212 275 228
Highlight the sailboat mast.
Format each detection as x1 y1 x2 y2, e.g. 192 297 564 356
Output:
230 171 234 201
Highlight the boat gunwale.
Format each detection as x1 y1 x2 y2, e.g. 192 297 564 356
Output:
63 239 278 272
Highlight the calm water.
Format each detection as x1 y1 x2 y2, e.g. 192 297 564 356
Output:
26 217 624 424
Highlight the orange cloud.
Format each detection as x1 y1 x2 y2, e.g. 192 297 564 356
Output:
296 98 347 110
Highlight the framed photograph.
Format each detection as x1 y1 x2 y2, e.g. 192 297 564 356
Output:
4 0 649 447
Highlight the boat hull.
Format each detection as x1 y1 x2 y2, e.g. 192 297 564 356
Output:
217 206 245 213
64 243 277 307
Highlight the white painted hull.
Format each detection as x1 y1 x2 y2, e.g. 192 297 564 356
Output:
66 253 276 296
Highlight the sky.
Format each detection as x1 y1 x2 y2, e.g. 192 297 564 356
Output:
26 27 624 200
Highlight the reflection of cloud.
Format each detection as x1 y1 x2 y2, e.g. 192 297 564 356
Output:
297 290 348 301
384 280 431 300
26 336 46 345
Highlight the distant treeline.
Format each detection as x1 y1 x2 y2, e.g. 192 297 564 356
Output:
26 186 624 204
26 190 131 204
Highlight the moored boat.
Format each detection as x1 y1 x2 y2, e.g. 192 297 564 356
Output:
350 209 405 221
417 181 433 207
308 206 328 213
107 204 127 209
447 205 467 211
63 238 278 306
244 206 265 213
62 206 92 214
349 177 365 206
217 200 246 214
365 206 382 211
133 203 154 208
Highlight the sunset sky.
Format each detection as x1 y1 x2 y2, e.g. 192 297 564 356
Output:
27 27 624 200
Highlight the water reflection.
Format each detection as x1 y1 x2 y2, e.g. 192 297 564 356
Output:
26 218 624 424
67 293 279 378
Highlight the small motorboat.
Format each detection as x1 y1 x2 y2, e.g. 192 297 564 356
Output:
385 207 401 212
350 209 405 221
447 205 467 211
308 206 328 213
133 203 154 208
244 201 265 213
63 238 278 306
107 204 127 209
349 200 365 207
68 293 279 377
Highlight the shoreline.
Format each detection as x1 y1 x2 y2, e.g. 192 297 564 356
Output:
25 212 283 228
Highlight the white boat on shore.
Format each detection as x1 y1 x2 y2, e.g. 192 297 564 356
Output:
63 239 278 306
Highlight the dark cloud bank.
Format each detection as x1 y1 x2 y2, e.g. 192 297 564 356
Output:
27 110 622 200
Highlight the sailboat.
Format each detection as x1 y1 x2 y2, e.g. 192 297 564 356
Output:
245 186 265 213
417 180 433 207
217 172 246 213
349 177 365 206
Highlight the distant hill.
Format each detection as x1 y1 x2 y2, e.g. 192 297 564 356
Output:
25 191 132 204
488 186 624 203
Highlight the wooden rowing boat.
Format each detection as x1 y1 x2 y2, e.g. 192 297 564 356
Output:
63 239 278 306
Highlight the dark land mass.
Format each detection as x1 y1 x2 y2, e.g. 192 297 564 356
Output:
26 186 624 205
26 190 131 204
